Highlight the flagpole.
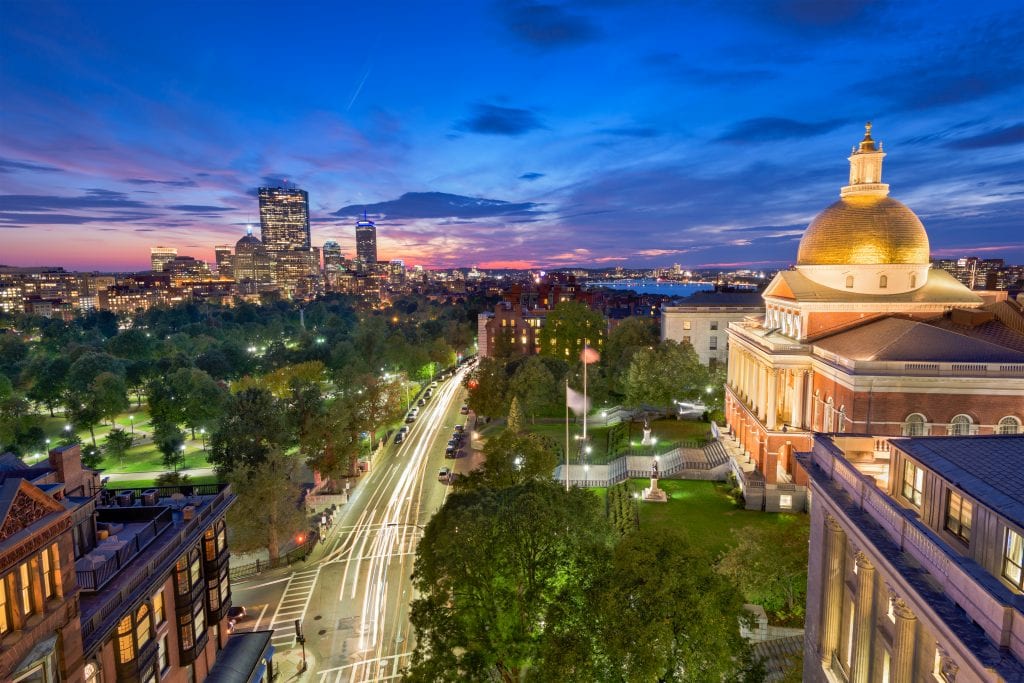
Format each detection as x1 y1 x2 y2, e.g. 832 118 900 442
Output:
582 339 588 443
565 378 570 491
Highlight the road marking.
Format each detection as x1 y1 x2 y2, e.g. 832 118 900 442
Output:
266 566 321 648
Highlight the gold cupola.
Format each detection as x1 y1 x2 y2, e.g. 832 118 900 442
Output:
795 124 931 294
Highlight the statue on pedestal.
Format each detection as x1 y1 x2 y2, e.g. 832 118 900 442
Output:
641 417 654 446
642 457 667 502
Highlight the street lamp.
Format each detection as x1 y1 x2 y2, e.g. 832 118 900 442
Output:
129 415 134 434
199 428 206 452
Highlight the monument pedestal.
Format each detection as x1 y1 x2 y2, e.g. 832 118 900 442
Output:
642 476 667 503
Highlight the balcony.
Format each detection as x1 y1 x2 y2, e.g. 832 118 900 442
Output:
75 507 173 591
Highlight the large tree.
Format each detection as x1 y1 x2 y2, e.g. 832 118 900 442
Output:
465 356 509 419
225 451 306 562
458 430 558 491
407 481 612 683
537 301 605 362
22 354 69 416
624 339 708 412
604 316 658 396
103 427 133 466
209 387 292 472
509 356 556 423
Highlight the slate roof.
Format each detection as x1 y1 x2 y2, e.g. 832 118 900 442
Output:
814 317 1024 363
206 630 273 683
891 436 1024 527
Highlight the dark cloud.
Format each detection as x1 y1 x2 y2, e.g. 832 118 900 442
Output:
754 0 886 28
0 191 148 211
717 117 847 143
945 123 1024 150
597 126 661 138
333 191 544 220
124 177 197 188
859 19 1024 111
0 157 63 174
0 212 157 225
456 103 545 136
519 172 545 181
500 1 599 48
166 204 234 213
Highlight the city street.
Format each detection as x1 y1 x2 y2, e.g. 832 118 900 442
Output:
231 367 471 682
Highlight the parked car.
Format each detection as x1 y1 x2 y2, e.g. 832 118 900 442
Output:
444 445 455 458
454 424 464 433
405 413 416 423
460 406 469 415
394 431 404 444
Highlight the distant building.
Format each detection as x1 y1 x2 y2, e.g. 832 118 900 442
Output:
478 303 550 357
232 230 273 289
662 290 762 366
389 260 405 285
355 215 377 266
150 246 177 273
213 245 233 279
933 257 1010 290
799 434 1024 682
258 187 310 252
165 256 213 287
322 241 345 289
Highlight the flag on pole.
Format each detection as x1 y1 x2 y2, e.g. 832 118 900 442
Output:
566 385 591 415
580 346 601 364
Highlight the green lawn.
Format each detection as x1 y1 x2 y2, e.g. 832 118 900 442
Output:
526 418 712 465
40 408 153 445
614 479 807 559
108 474 222 489
96 441 210 473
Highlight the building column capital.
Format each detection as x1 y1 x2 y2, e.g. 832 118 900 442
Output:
825 512 844 533
854 550 873 571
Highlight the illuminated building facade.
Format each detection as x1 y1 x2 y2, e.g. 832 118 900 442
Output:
213 245 232 279
165 256 213 287
258 187 310 252
150 247 177 273
322 241 345 290
799 435 1024 682
232 231 273 290
355 216 377 266
722 125 1024 512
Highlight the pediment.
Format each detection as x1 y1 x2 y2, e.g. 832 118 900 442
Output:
763 274 796 301
0 479 66 542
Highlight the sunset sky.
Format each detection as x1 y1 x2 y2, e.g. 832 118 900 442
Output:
1 0 1022 272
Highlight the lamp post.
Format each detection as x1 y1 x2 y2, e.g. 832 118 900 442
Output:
199 428 206 452
129 415 134 435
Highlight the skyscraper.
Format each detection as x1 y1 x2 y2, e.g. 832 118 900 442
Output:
150 246 177 272
323 240 345 289
258 187 310 251
214 244 232 279
233 228 272 288
355 214 377 265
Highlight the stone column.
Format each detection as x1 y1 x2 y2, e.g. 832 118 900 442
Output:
850 552 876 683
792 370 806 429
891 598 917 683
820 513 847 666
766 369 778 430
757 364 768 421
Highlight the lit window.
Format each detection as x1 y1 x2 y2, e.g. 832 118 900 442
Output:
41 545 54 600
180 612 194 650
175 557 189 595
189 551 201 588
998 416 1022 434
204 528 216 561
902 413 926 437
1004 528 1024 590
153 589 165 625
136 603 151 648
194 603 206 640
944 491 972 543
208 577 220 611
19 563 33 616
118 615 135 664
949 414 973 436
0 575 9 635
902 460 924 507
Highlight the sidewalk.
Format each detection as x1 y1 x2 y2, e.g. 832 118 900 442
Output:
103 466 217 482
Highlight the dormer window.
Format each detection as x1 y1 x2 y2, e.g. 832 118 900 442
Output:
901 460 924 507
879 274 888 289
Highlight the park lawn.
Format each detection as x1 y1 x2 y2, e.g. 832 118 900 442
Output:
627 478 808 559
108 474 222 489
96 442 210 474
526 418 712 465
40 408 153 445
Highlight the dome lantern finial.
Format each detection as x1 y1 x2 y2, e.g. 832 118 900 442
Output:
843 123 888 198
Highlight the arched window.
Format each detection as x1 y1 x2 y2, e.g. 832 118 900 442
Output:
845 275 854 289
949 414 973 436
824 397 835 432
910 273 917 288
998 416 1022 434
879 274 888 289
903 413 927 436
117 615 134 664
136 603 151 648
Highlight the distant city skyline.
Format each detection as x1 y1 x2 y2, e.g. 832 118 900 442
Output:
1 1 1022 271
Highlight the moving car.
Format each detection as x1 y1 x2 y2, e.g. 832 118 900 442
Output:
438 467 451 482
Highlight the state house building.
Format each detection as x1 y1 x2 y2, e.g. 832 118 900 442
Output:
722 125 1024 511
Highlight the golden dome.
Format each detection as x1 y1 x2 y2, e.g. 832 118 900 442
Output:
796 194 930 266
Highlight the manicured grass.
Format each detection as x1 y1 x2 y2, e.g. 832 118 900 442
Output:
621 478 808 559
108 474 222 489
40 408 153 445
526 418 712 465
96 441 210 473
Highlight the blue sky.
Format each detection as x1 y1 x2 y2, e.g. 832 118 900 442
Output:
1 0 1022 271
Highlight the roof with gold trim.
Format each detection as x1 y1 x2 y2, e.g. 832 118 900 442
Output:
763 268 982 305
797 195 929 266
